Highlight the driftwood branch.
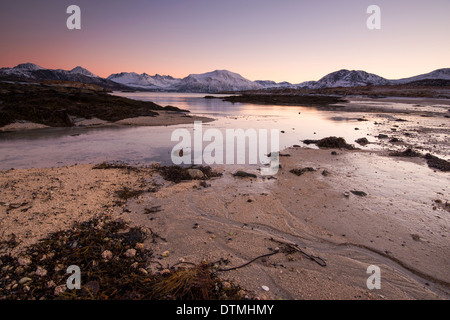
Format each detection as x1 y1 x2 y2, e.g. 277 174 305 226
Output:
269 238 327 267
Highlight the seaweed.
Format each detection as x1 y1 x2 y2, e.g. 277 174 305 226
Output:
303 136 356 150
115 187 145 200
424 154 450 172
289 167 316 176
389 148 422 157
156 165 222 183
0 217 245 300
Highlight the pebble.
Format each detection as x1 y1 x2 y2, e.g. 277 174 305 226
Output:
19 277 32 285
35 266 48 277
187 169 205 179
261 285 270 291
138 268 148 275
101 250 113 260
161 250 170 258
124 249 137 258
18 256 31 266
54 285 66 296
135 243 145 251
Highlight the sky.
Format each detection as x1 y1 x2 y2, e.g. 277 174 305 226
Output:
0 0 449 83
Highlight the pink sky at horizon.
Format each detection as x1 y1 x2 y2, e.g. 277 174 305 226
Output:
1 0 449 83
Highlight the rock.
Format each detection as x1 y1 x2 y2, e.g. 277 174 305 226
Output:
377 134 388 139
355 137 370 146
23 285 30 293
290 167 316 176
160 269 171 275
187 169 205 179
321 170 330 176
350 190 367 197
161 250 170 258
54 285 66 296
261 285 270 291
138 268 148 275
19 277 32 285
101 250 113 260
35 266 48 277
46 280 56 288
223 281 232 289
18 256 31 266
135 243 145 251
233 171 257 178
424 154 450 172
124 248 137 258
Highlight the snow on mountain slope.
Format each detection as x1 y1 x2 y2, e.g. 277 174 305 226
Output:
308 69 390 89
174 70 263 93
107 72 180 90
391 68 450 84
0 63 45 78
255 80 294 89
69 66 99 78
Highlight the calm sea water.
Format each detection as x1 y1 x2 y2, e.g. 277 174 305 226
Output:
0 92 376 169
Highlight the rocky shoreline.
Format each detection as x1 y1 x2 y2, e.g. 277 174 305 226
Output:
0 81 213 132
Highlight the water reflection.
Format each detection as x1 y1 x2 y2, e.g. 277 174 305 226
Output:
0 92 377 169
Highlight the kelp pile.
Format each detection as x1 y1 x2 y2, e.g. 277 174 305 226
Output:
0 217 243 300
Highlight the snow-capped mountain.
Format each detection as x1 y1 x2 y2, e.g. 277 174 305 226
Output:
107 72 180 90
299 69 390 89
0 63 127 90
174 70 263 93
391 68 450 84
255 80 294 89
0 63 45 78
69 66 99 78
2 63 449 92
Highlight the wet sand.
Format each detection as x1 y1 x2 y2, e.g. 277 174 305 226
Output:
1 146 448 300
0 111 214 132
0 96 448 300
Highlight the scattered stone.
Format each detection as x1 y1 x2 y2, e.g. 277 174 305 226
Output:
124 248 137 258
101 250 113 260
424 154 450 172
290 167 316 176
54 285 66 296
161 250 170 258
389 148 422 157
18 256 31 266
233 171 257 178
19 277 32 285
187 169 205 180
135 243 145 251
377 134 389 139
35 266 48 277
321 170 330 176
350 190 367 197
355 138 370 146
261 285 270 292
303 136 355 150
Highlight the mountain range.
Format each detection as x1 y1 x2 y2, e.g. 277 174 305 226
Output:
1 63 449 93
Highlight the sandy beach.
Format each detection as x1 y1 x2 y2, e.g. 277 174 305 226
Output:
1 144 448 299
